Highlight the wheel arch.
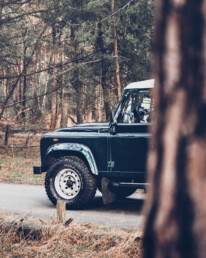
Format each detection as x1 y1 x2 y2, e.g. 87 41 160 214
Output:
44 143 98 175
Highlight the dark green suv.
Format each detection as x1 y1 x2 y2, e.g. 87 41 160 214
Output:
34 79 154 209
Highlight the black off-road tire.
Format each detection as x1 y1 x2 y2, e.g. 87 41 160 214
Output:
45 157 97 209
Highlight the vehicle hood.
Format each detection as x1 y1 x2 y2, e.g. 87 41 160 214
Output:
55 122 110 133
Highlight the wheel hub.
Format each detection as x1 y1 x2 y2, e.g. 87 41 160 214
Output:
54 168 81 200
66 180 74 188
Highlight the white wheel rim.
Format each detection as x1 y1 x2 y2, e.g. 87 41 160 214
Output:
54 168 81 199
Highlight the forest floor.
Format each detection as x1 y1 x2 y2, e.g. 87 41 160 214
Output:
0 214 143 257
0 132 144 257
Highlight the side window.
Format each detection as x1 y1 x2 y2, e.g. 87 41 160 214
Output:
117 90 151 124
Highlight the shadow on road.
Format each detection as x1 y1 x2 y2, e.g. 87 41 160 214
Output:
88 195 144 214
43 194 145 215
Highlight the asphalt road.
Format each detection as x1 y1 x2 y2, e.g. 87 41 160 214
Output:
0 182 145 230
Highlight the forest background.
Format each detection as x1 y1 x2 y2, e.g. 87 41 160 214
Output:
0 0 154 132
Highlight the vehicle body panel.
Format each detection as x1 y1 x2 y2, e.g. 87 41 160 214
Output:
45 143 98 175
40 131 109 172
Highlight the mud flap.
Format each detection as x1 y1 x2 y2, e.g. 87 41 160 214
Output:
101 177 116 205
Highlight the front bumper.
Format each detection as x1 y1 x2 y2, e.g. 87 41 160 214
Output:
33 166 46 174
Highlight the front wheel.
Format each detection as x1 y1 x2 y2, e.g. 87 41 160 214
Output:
45 157 97 209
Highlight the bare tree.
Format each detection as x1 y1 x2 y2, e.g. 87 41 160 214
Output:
144 1 206 258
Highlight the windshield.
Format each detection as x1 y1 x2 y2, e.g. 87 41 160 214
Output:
117 90 152 123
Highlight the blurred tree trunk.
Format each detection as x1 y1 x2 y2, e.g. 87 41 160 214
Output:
144 1 206 258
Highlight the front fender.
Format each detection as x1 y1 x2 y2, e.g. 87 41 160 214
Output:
45 143 98 175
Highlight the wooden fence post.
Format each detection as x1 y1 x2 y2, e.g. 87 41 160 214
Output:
56 200 66 223
4 124 10 145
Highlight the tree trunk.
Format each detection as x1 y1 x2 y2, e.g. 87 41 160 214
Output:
61 88 70 127
111 0 121 102
86 87 97 123
2 68 6 114
76 83 84 124
60 52 70 128
96 22 111 121
70 26 84 124
13 63 20 115
86 106 93 123
50 25 58 131
19 59 24 105
22 46 27 113
34 52 40 110
0 0 4 21
144 1 206 258
96 83 102 121
42 42 48 112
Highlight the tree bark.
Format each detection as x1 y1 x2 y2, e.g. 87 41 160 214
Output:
70 26 84 124
96 22 111 121
76 83 84 124
42 42 48 112
50 25 58 131
22 45 27 113
2 68 6 103
2 69 7 117
144 1 206 258
111 0 121 102
0 0 4 21
60 51 70 128
86 106 93 123
96 83 102 121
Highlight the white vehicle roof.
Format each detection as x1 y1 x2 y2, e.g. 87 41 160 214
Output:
125 79 154 90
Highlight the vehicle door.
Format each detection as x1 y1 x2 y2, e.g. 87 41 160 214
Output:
109 89 151 173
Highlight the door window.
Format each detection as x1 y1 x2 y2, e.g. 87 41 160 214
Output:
117 90 152 123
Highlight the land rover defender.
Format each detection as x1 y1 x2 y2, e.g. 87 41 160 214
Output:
34 79 154 209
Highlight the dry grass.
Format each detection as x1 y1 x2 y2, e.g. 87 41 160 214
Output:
0 215 143 257
0 132 44 185
0 155 44 185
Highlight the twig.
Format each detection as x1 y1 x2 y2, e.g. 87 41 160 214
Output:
68 115 77 125
0 145 39 149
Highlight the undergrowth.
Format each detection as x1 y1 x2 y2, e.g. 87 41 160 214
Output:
0 216 143 257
